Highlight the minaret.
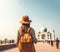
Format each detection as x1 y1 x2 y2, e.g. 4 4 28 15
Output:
53 30 55 41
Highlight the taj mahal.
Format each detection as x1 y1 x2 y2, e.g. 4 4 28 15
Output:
36 26 55 41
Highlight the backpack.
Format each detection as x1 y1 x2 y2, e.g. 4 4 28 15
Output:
19 27 32 43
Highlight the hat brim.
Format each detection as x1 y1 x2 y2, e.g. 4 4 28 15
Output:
20 20 32 24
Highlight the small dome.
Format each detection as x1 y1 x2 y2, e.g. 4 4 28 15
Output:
40 26 47 32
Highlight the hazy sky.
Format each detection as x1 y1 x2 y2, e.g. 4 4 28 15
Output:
0 0 60 40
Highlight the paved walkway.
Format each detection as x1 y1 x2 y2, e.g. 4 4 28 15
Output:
2 42 60 52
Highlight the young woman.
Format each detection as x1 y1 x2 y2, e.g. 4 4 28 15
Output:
17 15 37 52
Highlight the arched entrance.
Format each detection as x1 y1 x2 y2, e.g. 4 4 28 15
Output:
42 34 46 39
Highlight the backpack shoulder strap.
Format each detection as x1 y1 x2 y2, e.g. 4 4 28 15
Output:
27 27 31 33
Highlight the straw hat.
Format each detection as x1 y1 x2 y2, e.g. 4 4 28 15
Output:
20 16 32 24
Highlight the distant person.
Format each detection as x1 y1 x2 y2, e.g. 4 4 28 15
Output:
17 15 37 52
47 41 50 44
50 40 53 46
43 40 45 43
56 38 59 49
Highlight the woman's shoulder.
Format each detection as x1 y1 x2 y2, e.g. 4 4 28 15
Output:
18 27 23 30
30 27 34 30
18 27 23 33
30 27 35 32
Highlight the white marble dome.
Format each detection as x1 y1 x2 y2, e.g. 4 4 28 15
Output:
40 26 47 32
